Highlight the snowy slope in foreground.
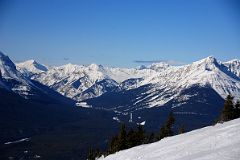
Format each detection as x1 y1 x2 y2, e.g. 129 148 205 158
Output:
100 118 240 160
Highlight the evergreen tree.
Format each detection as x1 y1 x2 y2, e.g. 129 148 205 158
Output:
178 125 185 134
166 112 175 128
126 128 137 148
136 125 145 145
158 111 175 140
94 148 101 159
108 135 118 154
147 132 155 143
117 123 127 150
87 147 95 160
234 100 240 119
158 126 167 140
220 95 235 122
165 111 175 136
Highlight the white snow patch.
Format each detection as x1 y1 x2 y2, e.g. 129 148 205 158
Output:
137 121 146 126
4 138 30 145
75 102 92 108
113 117 120 122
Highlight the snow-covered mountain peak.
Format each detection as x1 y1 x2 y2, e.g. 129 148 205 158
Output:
181 56 223 75
225 59 240 63
17 59 48 74
22 59 41 67
138 56 240 107
0 52 18 78
0 52 44 97
88 63 104 71
16 55 240 105
0 52 16 69
192 56 218 67
57 63 84 74
149 62 170 71
223 59 240 77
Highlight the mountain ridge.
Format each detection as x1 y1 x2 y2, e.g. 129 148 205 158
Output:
0 52 75 105
16 55 240 106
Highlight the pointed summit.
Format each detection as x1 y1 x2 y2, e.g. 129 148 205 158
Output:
0 52 18 78
0 51 40 96
191 56 220 71
205 56 217 63
194 56 217 64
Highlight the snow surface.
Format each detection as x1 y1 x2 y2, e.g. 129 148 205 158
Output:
100 118 240 160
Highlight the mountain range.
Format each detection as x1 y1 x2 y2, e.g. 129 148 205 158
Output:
12 52 240 129
16 56 240 102
0 51 240 159
16 55 240 111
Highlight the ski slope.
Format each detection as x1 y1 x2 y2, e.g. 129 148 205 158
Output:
100 118 240 160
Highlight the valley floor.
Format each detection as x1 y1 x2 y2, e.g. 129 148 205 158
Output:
100 118 240 160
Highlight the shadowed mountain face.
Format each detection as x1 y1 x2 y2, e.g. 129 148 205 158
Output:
86 84 224 132
0 88 120 159
0 52 120 159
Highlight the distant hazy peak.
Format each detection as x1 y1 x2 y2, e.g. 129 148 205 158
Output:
17 59 48 73
223 59 240 77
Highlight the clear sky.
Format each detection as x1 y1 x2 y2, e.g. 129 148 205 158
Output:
0 0 239 67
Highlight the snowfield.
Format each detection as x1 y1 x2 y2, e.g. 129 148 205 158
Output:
100 118 240 160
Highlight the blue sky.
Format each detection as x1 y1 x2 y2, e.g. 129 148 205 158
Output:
0 0 239 67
